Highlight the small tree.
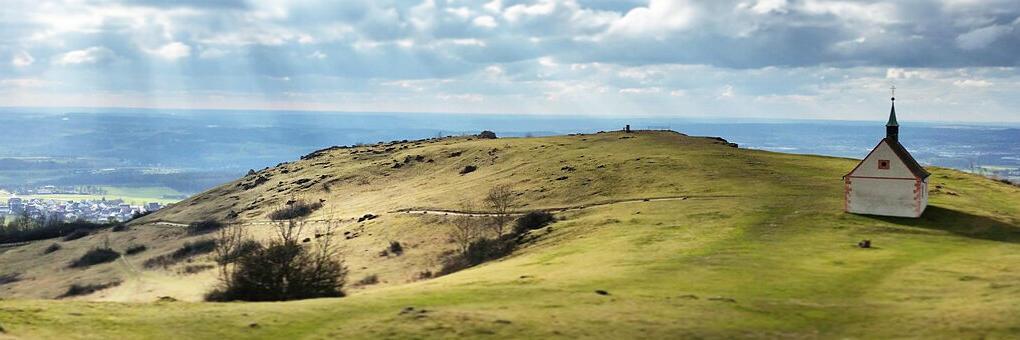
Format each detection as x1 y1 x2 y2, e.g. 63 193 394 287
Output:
484 184 516 237
213 224 250 290
449 201 482 252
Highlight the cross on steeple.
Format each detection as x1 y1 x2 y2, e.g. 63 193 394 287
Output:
886 85 899 142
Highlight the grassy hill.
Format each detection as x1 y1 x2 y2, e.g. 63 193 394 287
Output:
1 130 1018 339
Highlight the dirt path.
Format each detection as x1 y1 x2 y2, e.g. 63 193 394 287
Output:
390 194 742 217
137 194 743 228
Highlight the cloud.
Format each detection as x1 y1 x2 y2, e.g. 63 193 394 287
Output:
606 0 698 37
956 24 1014 50
11 51 34 67
1 0 1019 122
953 79 992 88
54 47 115 65
473 15 498 28
148 42 192 60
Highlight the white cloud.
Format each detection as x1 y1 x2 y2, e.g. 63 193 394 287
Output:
149 42 192 60
718 85 735 98
503 0 557 22
483 0 502 13
11 51 34 67
473 15 498 28
619 87 662 94
308 50 328 59
607 0 698 37
54 46 115 66
747 0 789 14
445 7 472 19
953 79 992 88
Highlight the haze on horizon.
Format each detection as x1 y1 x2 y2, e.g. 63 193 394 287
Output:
1 0 1018 123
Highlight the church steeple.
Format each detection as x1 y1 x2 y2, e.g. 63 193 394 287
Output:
886 88 899 142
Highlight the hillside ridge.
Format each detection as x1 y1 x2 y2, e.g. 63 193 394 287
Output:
1 130 1018 339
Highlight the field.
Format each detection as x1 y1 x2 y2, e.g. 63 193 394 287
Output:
0 131 1018 339
7 186 185 205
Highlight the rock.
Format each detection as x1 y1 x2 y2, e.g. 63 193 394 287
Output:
156 296 178 302
708 296 736 303
249 323 259 328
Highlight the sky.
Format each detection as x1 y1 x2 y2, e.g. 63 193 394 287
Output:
0 0 1018 123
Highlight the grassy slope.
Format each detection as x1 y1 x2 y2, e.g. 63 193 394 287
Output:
1 131 1018 339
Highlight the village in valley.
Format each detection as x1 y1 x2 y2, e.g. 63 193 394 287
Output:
0 186 164 225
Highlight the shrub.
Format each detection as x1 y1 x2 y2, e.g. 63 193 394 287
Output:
388 241 404 256
206 241 347 301
62 229 90 241
111 224 129 232
460 165 477 174
70 248 120 268
514 211 555 234
143 240 217 269
129 210 153 221
478 130 497 139
207 220 347 302
59 281 121 298
268 200 323 220
357 274 380 286
0 273 21 285
187 220 224 235
179 264 215 275
438 235 516 276
43 243 62 254
125 244 147 255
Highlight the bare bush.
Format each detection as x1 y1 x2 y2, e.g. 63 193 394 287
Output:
187 220 224 235
268 200 323 220
69 247 120 268
449 202 483 252
143 240 216 269
484 184 516 237
59 281 121 298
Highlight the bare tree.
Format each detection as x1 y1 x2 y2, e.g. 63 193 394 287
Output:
449 201 482 252
484 183 516 237
214 223 249 290
274 219 305 245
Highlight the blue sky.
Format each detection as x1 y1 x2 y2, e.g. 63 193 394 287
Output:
0 0 1018 122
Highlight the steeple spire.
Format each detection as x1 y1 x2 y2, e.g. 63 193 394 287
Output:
886 85 899 142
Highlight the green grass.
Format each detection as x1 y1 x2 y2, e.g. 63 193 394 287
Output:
15 186 185 205
1 131 1018 339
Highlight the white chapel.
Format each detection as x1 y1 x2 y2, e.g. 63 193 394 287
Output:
843 94 930 218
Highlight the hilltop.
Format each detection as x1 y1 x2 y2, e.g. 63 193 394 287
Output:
1 130 1018 339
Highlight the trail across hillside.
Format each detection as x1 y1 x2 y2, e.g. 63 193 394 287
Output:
141 194 741 229
390 194 744 217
